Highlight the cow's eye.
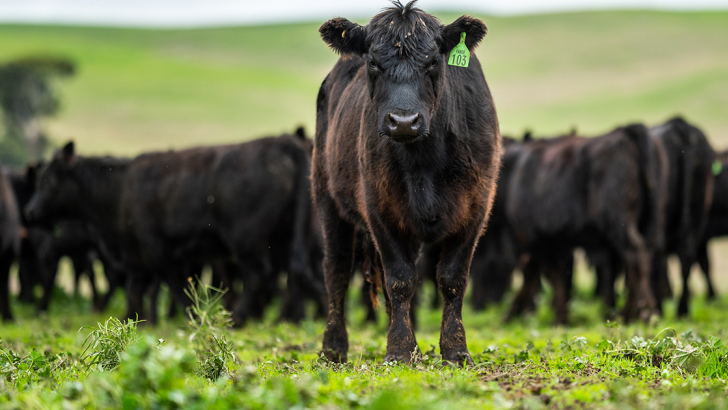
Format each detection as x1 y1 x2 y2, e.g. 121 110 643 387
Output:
368 60 379 71
428 60 439 70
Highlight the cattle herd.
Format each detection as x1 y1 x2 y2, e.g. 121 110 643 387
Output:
0 1 727 365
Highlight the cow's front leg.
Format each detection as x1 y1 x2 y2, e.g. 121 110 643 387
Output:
437 233 480 366
370 222 419 363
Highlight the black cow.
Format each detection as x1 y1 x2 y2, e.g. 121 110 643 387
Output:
649 117 715 316
0 166 21 321
469 136 522 310
10 165 126 313
503 124 665 324
314 1 501 364
27 132 318 326
695 150 728 299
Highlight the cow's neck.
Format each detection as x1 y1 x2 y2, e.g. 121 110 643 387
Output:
387 122 454 227
73 157 129 238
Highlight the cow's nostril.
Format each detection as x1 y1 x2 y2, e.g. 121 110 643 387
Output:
410 113 421 129
386 113 398 129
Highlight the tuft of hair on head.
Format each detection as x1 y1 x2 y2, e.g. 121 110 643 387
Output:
390 0 419 16
522 131 533 141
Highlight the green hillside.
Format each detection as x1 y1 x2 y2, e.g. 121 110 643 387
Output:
0 10 727 157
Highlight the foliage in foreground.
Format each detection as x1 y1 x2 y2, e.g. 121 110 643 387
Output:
80 316 141 371
183 278 236 381
2 280 728 409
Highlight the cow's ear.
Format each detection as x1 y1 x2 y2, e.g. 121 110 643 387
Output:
320 18 367 56
294 126 306 140
61 141 75 165
440 16 487 54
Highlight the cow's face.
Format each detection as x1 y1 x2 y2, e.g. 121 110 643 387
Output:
25 141 81 223
320 1 486 144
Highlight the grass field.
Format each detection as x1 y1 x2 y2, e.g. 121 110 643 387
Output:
3 275 728 409
3 9 728 409
0 11 727 155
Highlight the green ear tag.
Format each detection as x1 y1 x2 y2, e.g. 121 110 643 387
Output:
713 160 723 176
448 32 470 68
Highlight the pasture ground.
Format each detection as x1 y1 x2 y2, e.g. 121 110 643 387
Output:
2 265 728 409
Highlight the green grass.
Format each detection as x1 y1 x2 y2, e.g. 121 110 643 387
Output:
0 10 727 157
3 266 728 409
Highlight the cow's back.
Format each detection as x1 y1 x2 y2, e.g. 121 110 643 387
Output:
506 130 646 247
120 135 309 262
506 136 590 242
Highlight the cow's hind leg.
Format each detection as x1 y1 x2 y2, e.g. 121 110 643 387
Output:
125 273 152 322
18 241 37 304
543 253 570 326
505 255 541 322
677 251 697 317
650 252 671 315
697 243 716 300
37 256 60 312
72 253 100 310
620 226 657 323
0 250 14 321
593 251 618 317
319 198 356 363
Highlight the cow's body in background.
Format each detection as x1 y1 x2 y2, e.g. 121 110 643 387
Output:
649 118 715 316
696 150 728 300
27 132 321 325
0 166 20 321
503 125 665 324
10 165 127 313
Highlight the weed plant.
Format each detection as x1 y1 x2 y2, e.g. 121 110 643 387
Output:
80 316 141 371
184 277 236 381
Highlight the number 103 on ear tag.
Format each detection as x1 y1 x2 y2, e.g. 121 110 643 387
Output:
448 32 470 68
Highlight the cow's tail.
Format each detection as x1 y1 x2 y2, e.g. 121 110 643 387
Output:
359 233 382 309
624 124 660 244
670 116 714 252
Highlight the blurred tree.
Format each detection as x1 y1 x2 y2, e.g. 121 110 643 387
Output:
0 57 75 166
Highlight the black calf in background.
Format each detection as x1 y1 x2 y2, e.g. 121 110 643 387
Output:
645 118 714 316
27 131 319 325
10 166 125 312
695 150 728 299
468 136 522 311
0 166 20 321
503 124 666 324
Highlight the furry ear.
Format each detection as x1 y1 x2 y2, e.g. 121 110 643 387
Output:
319 18 367 55
440 16 487 54
294 126 306 140
61 141 75 165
